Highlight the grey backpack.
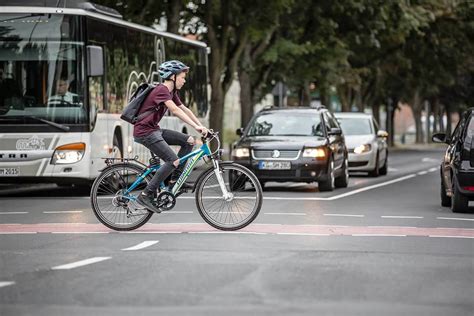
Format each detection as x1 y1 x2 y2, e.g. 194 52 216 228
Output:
120 83 156 125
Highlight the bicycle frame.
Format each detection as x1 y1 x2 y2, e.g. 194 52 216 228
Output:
124 142 212 196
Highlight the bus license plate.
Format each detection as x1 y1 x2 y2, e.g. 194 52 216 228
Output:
0 168 20 176
258 161 291 170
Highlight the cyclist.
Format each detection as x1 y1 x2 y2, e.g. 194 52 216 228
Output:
134 60 208 212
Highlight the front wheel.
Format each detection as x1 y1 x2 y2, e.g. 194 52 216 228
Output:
90 163 153 231
195 162 263 231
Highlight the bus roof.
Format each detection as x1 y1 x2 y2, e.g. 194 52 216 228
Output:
1 6 208 49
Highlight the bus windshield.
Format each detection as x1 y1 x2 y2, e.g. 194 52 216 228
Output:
0 13 86 129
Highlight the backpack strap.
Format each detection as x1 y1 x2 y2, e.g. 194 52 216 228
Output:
133 108 157 124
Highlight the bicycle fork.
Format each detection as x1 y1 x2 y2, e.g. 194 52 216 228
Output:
212 160 233 201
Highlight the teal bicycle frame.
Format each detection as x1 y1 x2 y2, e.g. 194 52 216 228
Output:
124 142 212 197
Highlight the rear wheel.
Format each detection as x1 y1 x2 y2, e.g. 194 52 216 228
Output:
90 163 153 231
368 153 380 177
451 176 469 213
195 162 262 231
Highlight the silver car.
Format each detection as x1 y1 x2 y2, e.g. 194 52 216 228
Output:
334 112 389 176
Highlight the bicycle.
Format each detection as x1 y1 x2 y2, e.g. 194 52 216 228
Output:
90 130 263 231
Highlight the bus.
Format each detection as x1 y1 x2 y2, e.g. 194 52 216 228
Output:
0 1 209 186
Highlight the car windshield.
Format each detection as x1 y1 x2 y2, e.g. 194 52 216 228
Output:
336 117 373 135
0 14 86 127
247 112 324 137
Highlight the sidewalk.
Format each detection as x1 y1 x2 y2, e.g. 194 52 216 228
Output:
390 143 447 152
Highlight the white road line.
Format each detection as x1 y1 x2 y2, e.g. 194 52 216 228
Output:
428 167 438 172
324 213 364 217
0 232 37 235
188 231 267 235
264 212 306 216
0 281 15 288
0 212 29 215
121 231 182 234
43 211 83 214
437 217 474 222
277 233 330 236
381 216 424 219
429 235 474 239
51 257 111 270
51 232 109 234
417 171 428 175
122 240 159 251
360 233 411 237
326 174 417 200
162 211 194 214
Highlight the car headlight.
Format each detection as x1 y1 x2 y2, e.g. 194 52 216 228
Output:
233 147 250 158
51 142 85 164
353 144 372 154
302 147 326 158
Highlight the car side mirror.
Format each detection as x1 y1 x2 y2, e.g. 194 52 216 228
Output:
328 127 342 136
377 130 389 138
432 133 449 144
236 127 244 136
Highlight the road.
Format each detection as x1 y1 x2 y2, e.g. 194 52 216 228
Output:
0 148 473 315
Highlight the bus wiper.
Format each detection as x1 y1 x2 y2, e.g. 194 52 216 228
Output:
23 116 70 132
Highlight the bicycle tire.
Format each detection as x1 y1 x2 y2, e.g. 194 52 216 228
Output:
90 163 153 231
195 162 263 231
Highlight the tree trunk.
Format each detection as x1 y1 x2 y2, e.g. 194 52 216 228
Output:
355 89 364 112
445 105 452 136
166 0 182 34
371 102 380 126
238 69 252 128
209 77 225 135
412 90 424 143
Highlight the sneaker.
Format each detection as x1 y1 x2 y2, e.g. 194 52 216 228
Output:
136 192 161 213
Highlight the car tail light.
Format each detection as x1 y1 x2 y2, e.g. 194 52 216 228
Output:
462 186 474 191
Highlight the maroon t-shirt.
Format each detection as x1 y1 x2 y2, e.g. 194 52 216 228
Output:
133 84 182 137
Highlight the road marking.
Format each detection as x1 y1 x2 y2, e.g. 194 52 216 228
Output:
0 212 29 215
162 211 193 214
265 212 306 216
429 235 474 239
381 216 424 219
0 281 15 288
122 240 159 251
51 257 111 270
121 231 182 234
437 217 474 222
352 234 406 237
417 171 428 175
324 213 364 217
51 232 109 234
0 232 37 235
422 158 439 163
43 211 83 214
277 233 330 236
428 167 438 172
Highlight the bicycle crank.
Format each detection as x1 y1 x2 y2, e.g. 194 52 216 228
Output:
155 191 176 211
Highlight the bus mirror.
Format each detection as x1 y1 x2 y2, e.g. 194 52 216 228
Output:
87 46 104 77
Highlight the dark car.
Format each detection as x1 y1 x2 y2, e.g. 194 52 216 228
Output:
432 108 474 213
232 106 349 191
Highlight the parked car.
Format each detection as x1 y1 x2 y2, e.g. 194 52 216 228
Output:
334 112 389 177
232 106 349 191
432 107 474 213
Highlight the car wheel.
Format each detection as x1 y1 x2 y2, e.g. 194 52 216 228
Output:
451 176 469 213
379 151 388 176
335 157 349 188
440 175 451 207
368 152 380 177
319 158 335 192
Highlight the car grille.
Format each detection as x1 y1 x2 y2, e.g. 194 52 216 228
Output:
252 150 300 160
349 161 368 167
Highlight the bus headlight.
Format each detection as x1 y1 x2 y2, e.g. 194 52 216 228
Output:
51 143 85 164
233 147 250 158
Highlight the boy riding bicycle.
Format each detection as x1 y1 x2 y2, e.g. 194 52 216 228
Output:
134 60 208 213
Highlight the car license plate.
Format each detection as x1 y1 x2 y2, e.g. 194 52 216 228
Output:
0 167 20 176
258 161 291 170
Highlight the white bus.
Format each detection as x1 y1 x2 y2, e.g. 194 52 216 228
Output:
0 1 209 186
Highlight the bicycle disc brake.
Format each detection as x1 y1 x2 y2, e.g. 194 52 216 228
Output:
156 191 176 211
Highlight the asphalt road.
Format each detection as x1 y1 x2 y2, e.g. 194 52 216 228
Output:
0 148 473 316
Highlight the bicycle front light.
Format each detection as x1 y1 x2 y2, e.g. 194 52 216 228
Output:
233 147 250 158
51 142 85 164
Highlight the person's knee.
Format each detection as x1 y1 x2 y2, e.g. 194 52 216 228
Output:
173 159 180 168
187 136 195 146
